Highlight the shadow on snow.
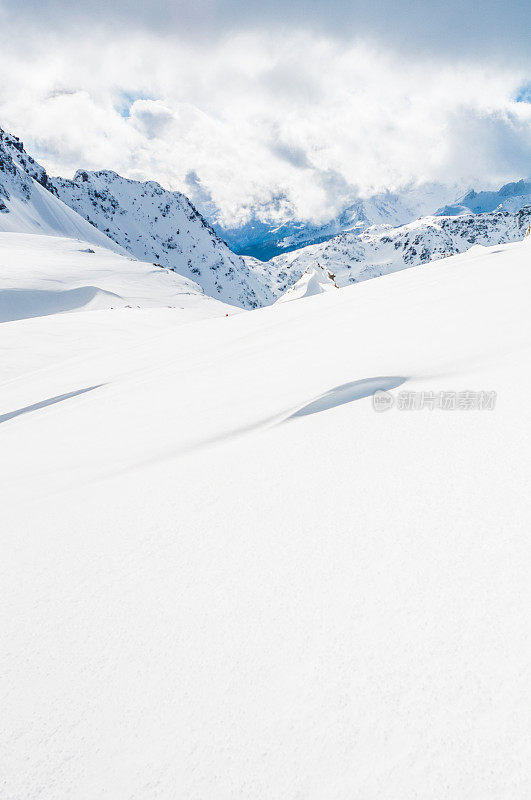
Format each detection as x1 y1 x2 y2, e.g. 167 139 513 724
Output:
0 385 104 424
287 376 407 419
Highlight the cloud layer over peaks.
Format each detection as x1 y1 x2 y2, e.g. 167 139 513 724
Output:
0 2 530 226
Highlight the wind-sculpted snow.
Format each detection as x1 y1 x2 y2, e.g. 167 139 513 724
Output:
52 170 273 309
2 239 531 798
0 232 236 323
258 206 531 298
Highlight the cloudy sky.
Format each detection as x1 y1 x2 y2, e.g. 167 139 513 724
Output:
1 0 529 225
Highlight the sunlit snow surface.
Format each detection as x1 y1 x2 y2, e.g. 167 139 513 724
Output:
1 235 531 798
0 232 235 323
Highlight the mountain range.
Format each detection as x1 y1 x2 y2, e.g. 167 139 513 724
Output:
435 179 531 217
211 180 531 260
1 123 530 313
252 205 531 299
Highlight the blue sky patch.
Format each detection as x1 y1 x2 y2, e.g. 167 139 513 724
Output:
515 83 531 103
116 92 156 118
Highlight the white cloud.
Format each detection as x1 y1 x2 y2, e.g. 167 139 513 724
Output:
129 100 175 139
0 25 529 225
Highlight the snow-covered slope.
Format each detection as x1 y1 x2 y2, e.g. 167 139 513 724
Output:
1 237 531 798
0 128 126 252
52 170 273 309
260 205 531 298
0 232 235 323
436 178 531 216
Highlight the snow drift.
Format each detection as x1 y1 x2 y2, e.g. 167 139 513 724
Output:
0 232 235 323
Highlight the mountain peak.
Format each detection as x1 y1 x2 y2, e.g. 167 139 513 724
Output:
0 127 126 249
436 179 531 217
52 166 273 308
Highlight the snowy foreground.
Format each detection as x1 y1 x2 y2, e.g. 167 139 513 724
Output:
0 233 236 324
2 237 531 798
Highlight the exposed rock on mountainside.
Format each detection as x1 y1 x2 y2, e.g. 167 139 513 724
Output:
212 183 461 260
254 206 531 298
212 179 531 261
0 128 126 251
0 126 272 308
52 170 273 308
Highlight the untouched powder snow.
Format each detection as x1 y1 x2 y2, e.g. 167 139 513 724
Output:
0 232 236 322
1 238 531 798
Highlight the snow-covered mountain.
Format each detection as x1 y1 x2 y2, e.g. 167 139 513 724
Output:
212 183 461 260
0 128 126 252
256 205 531 298
52 170 273 309
0 125 272 309
435 179 531 216
212 179 531 262
0 126 245 321
275 262 338 304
